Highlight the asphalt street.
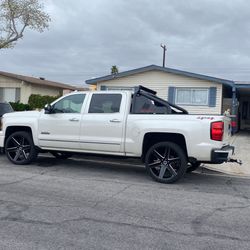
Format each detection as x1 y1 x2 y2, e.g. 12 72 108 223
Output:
0 153 250 250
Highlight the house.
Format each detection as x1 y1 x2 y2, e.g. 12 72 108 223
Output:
0 71 86 104
86 64 250 133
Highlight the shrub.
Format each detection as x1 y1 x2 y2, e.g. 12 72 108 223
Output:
28 94 60 110
9 102 31 111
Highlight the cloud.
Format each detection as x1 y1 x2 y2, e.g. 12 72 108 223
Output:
1 0 250 86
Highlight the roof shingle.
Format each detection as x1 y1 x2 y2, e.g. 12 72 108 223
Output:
85 64 235 87
0 71 85 90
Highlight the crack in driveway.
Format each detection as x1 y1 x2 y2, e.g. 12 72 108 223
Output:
0 175 39 187
91 184 133 208
226 178 250 201
1 210 249 243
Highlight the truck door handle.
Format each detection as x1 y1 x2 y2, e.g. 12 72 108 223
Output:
69 118 79 122
110 119 121 123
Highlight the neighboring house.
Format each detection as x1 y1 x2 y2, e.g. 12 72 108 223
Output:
0 71 86 104
85 64 250 133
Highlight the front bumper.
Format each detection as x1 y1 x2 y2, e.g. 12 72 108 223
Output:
211 145 235 164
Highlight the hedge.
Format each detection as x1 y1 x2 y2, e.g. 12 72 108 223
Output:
9 102 31 111
9 94 60 111
28 94 60 110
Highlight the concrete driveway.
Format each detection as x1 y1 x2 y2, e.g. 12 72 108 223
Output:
204 131 250 176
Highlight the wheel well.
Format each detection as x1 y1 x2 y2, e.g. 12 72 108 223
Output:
142 132 188 162
5 126 33 145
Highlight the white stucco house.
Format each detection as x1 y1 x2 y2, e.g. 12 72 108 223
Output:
0 71 85 104
86 64 250 133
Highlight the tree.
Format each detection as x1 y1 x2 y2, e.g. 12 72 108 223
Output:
0 0 50 49
111 65 119 75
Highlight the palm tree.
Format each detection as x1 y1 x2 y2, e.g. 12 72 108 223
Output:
111 65 119 75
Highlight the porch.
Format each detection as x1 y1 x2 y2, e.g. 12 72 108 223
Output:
222 82 250 133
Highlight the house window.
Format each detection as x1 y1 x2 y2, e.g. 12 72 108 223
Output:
175 88 209 106
0 88 20 102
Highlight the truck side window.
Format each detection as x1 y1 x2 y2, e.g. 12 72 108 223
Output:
52 94 85 113
89 94 122 113
133 95 171 114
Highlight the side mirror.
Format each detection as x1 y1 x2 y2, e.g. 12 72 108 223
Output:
44 104 53 114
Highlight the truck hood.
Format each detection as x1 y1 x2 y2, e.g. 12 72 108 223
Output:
3 110 41 118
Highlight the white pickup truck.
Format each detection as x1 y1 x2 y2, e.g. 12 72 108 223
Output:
0 86 237 183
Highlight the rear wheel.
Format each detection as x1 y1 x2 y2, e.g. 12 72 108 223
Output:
145 142 187 183
5 131 37 165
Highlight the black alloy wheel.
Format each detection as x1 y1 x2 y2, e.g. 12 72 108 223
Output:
145 142 187 183
5 131 37 165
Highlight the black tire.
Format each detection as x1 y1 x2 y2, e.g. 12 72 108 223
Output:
50 151 73 159
186 162 201 173
145 142 187 184
5 131 37 165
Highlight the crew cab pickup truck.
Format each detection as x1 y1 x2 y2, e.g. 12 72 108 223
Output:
0 86 236 183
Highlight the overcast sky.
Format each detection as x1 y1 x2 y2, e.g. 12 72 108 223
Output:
1 0 250 86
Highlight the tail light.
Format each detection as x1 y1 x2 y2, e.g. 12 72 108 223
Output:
211 121 224 141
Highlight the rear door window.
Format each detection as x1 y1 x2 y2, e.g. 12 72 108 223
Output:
88 94 122 113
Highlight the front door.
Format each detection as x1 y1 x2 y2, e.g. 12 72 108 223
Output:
38 93 86 150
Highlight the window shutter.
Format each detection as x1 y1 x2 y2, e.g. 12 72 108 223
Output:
0 88 3 102
209 87 217 107
168 87 176 103
15 88 21 102
100 85 107 90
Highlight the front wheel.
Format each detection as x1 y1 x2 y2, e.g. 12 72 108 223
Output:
5 131 37 165
145 142 187 183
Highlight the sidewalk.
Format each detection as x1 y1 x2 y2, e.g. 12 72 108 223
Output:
204 131 250 176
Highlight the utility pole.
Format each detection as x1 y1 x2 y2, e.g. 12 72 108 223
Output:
160 44 167 67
